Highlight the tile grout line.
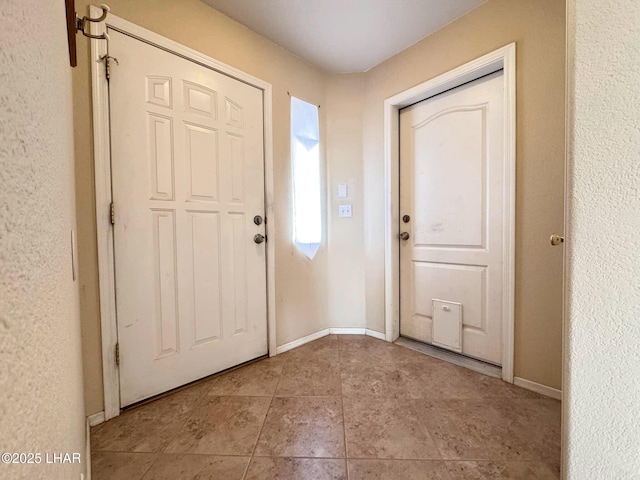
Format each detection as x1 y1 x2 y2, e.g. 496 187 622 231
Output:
337 336 350 479
93 449 253 457
136 452 161 480
240 355 287 480
124 383 217 480
402 367 448 463
158 383 213 456
94 449 555 463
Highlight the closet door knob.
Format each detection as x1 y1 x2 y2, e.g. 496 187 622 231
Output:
550 234 564 246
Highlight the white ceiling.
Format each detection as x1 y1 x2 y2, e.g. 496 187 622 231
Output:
202 0 486 73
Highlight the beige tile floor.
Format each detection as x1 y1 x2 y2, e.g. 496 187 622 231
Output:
91 335 561 479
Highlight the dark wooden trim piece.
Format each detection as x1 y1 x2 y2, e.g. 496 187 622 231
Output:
65 0 77 67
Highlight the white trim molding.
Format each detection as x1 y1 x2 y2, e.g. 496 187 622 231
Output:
89 7 276 420
87 411 106 427
328 327 365 335
275 329 331 354
365 329 387 340
85 418 92 480
514 377 562 400
329 328 387 340
383 43 517 383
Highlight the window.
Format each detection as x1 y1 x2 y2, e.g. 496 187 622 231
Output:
291 96 322 259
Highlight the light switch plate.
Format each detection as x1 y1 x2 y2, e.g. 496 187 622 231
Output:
338 204 352 218
338 184 348 198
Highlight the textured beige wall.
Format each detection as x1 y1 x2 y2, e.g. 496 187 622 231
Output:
0 1 86 478
565 0 640 477
325 74 367 328
361 0 566 389
73 0 329 415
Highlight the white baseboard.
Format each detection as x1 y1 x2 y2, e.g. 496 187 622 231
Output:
365 329 386 340
329 327 365 335
85 416 92 480
275 327 391 355
275 329 330 354
87 411 105 427
514 377 562 400
328 328 387 340
85 411 105 479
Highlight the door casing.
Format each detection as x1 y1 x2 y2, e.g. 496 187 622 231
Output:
383 43 516 383
89 7 276 420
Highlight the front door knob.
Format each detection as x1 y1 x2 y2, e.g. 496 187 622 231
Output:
399 232 410 241
550 234 564 246
254 234 266 244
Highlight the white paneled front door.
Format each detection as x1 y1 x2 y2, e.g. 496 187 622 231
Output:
109 30 268 406
399 71 505 365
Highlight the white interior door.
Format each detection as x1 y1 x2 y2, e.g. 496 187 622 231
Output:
108 30 268 406
399 71 505 365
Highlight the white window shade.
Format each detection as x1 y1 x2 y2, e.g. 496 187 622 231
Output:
291 96 321 259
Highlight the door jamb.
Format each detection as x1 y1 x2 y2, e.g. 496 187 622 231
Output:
383 43 516 383
89 7 277 420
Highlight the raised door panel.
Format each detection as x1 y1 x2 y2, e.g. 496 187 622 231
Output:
151 209 179 358
189 211 223 346
227 213 248 336
146 76 173 109
147 113 175 201
227 133 246 205
184 123 219 202
225 97 244 129
183 81 218 120
413 263 486 331
412 107 486 249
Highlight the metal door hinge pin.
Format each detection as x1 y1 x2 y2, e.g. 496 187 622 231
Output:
110 202 115 225
115 342 120 366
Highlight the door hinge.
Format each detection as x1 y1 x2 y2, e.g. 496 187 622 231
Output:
110 202 115 225
115 342 120 366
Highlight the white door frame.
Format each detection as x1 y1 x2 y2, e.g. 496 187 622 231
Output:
383 43 516 383
89 8 276 420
